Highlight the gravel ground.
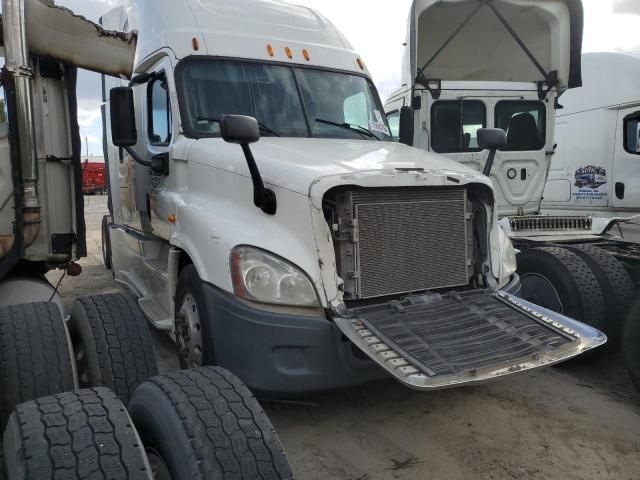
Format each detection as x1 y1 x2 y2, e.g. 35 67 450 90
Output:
49 195 640 480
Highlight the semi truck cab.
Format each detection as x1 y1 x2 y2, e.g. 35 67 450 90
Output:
99 0 604 394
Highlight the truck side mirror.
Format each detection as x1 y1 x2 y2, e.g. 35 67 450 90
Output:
477 128 507 151
220 115 276 215
220 115 260 144
110 87 137 147
477 128 507 176
398 106 414 146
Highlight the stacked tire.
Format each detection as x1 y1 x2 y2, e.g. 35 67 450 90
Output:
0 294 293 479
517 244 636 348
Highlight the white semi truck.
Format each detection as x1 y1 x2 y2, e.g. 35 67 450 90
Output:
96 0 604 397
384 0 640 362
542 52 640 241
0 1 292 478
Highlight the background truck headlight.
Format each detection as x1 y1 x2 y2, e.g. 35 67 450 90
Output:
231 246 320 307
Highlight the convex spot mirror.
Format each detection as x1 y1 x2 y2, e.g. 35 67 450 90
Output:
220 115 260 145
477 128 507 151
110 87 137 147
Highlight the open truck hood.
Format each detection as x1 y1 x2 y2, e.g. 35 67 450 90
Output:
406 0 583 93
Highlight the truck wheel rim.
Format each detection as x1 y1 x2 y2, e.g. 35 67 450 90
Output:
74 341 91 388
520 273 564 314
178 293 203 368
146 448 172 480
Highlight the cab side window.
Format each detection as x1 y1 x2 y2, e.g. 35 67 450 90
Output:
624 112 640 155
148 73 172 145
495 101 546 151
431 100 486 153
386 111 400 141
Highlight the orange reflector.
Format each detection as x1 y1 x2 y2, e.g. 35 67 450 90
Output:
302 49 310 61
168 214 176 224
192 37 200 51
267 44 275 57
357 58 365 70
285 46 293 59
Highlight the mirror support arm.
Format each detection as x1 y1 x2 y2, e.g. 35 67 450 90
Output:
240 144 277 215
483 148 497 176
123 145 151 168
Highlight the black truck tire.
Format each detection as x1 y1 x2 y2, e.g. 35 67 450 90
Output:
101 214 112 270
622 299 640 392
2 388 152 480
68 294 158 404
564 244 635 344
0 302 76 431
518 246 607 332
128 367 294 480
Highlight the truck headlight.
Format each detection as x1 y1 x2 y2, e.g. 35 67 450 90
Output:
499 226 517 281
230 246 320 307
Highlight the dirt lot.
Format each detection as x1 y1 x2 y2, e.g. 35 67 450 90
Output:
51 195 640 480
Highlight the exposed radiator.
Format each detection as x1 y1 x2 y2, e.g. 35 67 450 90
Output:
333 187 472 300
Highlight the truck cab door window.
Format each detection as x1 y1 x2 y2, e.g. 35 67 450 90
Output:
148 74 172 146
386 111 400 141
624 112 640 154
495 101 546 151
431 100 486 153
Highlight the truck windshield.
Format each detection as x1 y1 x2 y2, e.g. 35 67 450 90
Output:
176 59 392 141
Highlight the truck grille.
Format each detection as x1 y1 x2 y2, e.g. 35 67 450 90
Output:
509 215 592 232
333 187 472 300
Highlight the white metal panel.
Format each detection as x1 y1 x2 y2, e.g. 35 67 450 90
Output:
123 0 365 75
408 0 578 90
24 0 136 77
557 52 640 115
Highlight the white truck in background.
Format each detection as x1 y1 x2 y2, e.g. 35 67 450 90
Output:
97 0 604 397
384 0 640 361
542 52 640 243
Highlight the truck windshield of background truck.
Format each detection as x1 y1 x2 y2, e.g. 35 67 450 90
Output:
431 100 486 153
495 100 546 151
176 59 392 141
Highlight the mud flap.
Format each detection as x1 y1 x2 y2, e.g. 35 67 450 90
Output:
334 290 606 390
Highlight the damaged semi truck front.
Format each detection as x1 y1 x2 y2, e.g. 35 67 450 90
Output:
101 0 604 394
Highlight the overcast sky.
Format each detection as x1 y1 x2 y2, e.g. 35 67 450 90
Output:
53 0 640 157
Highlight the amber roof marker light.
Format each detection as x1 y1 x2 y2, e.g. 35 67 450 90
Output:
266 43 275 57
285 46 293 59
302 49 310 61
192 37 199 51
357 57 365 70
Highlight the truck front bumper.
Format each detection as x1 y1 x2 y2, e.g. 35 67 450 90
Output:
201 283 386 394
200 273 535 394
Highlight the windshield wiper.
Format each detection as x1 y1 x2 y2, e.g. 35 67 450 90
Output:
315 118 380 140
195 117 281 137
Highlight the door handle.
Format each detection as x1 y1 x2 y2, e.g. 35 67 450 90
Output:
615 182 625 200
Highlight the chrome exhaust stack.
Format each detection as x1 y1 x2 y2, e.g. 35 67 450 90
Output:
2 0 41 251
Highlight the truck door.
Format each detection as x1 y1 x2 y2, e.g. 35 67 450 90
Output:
143 59 176 240
428 95 553 216
612 108 640 209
